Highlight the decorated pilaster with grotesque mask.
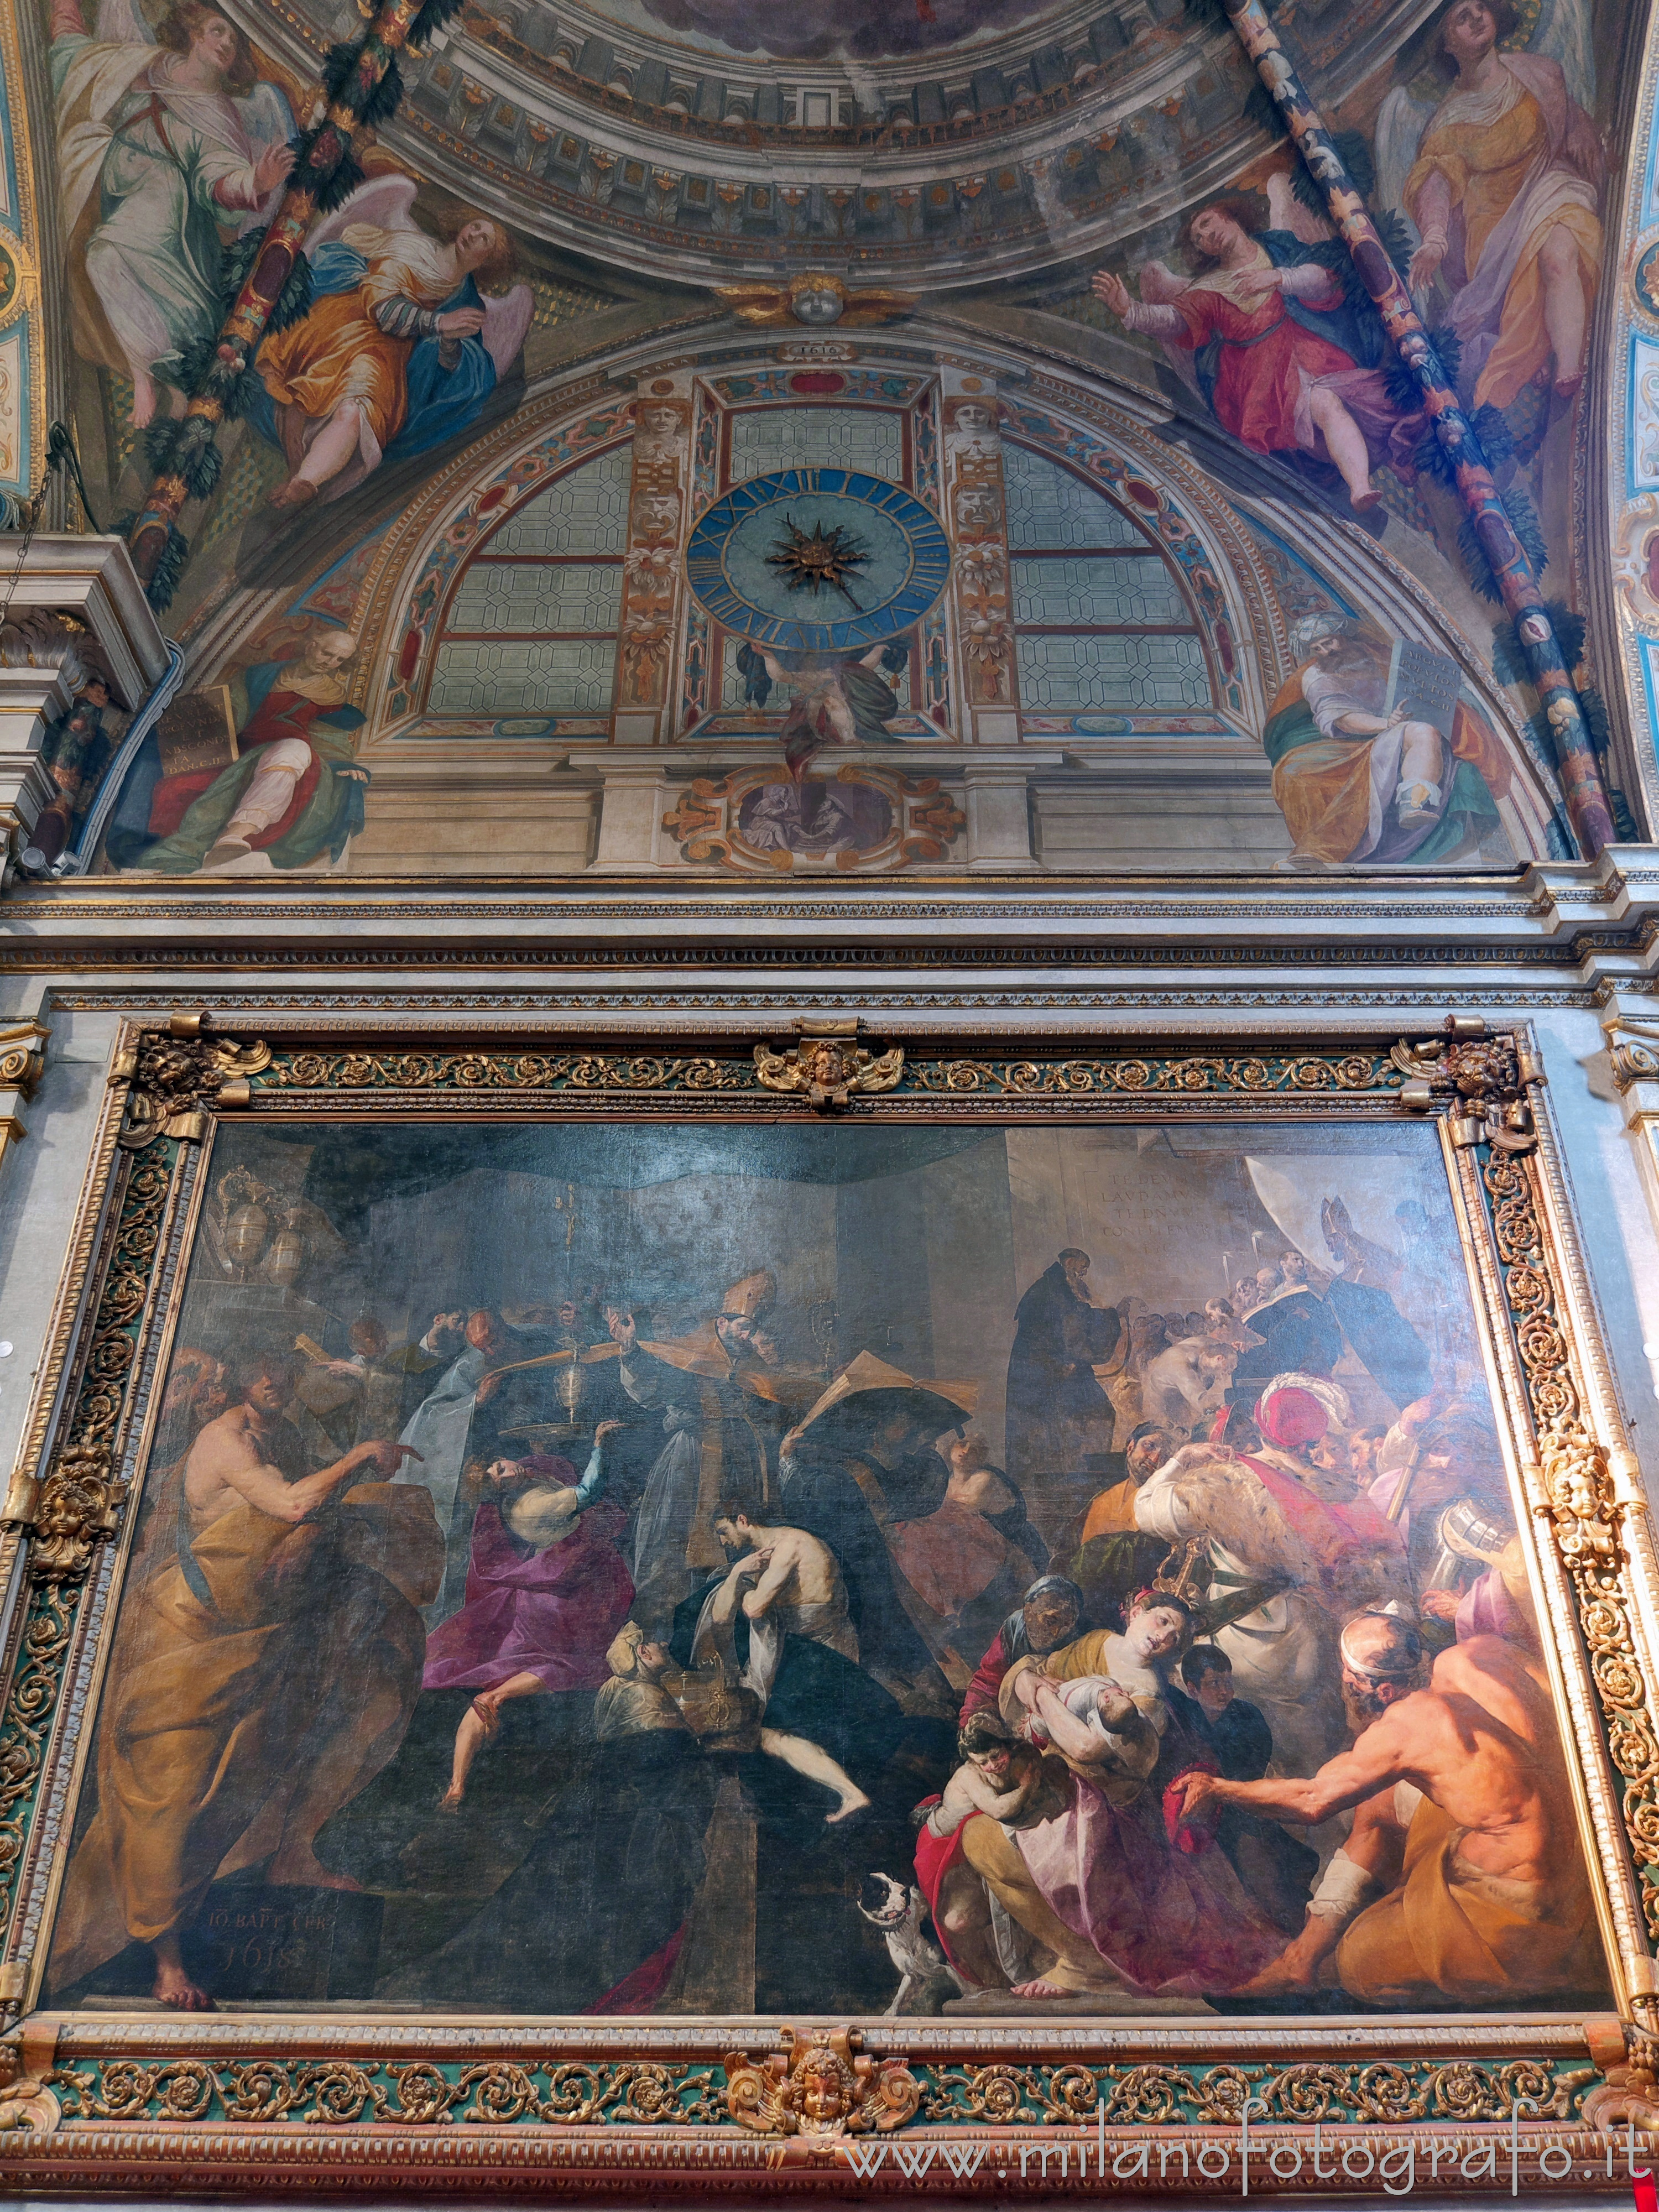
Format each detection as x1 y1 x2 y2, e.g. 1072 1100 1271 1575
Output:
614 374 695 744
940 367 1016 743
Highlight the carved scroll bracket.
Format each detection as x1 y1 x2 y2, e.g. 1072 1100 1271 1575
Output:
754 1020 903 1112
1582 2017 1659 2135
1606 1014 1659 1093
1392 1015 1545 1153
724 2025 920 2166
0 2023 60 2135
108 1010 271 1148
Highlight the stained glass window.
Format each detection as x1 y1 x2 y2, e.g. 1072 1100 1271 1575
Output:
1003 441 1212 717
428 446 631 716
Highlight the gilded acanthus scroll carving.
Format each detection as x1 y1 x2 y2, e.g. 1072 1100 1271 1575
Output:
1392 1018 1544 1152
1397 1024 1659 2004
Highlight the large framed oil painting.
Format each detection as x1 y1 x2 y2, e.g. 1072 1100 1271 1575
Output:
1 1014 1657 2195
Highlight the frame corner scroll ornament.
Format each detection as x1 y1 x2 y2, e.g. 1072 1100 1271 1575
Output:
724 2025 920 2163
754 1021 904 1111
1582 2017 1659 2135
0 2023 61 2136
109 1009 272 1148
1391 1015 1546 1151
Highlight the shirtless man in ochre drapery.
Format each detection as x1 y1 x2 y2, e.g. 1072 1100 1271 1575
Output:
1175 1611 1608 2006
50 1351 440 2011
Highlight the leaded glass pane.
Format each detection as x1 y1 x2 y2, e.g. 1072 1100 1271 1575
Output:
1002 440 1144 550
1015 631 1211 710
447 562 623 634
486 448 632 555
1011 554 1189 627
429 638 617 713
728 407 904 483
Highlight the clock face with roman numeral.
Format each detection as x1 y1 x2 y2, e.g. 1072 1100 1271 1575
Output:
684 468 951 654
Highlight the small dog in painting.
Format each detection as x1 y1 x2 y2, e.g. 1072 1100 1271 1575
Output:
858 1872 965 2016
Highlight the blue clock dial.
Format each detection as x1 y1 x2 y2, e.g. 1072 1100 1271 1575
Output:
685 468 950 654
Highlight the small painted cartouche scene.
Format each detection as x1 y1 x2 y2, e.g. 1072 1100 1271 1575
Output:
45 1117 1610 2018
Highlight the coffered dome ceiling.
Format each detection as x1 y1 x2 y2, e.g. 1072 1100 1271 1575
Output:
239 0 1428 286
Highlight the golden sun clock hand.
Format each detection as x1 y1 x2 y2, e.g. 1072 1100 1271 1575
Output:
685 467 951 655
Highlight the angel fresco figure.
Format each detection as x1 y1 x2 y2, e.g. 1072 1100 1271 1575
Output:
1382 0 1603 407
249 178 533 512
1091 190 1426 519
49 0 296 429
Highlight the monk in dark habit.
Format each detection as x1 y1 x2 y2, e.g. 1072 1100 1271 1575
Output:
1005 1249 1121 1483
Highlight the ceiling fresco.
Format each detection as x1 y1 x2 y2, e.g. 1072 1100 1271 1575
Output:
4 0 1645 879
216 0 1436 287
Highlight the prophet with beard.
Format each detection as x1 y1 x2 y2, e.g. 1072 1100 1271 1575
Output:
49 1350 439 2011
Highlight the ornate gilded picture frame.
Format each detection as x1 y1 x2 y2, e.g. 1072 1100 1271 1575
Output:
0 1011 1656 2198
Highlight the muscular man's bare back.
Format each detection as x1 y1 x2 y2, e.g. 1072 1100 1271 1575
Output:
739 1522 840 1614
1180 1635 1567 1885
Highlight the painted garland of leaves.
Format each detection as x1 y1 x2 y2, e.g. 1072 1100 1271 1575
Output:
123 0 464 607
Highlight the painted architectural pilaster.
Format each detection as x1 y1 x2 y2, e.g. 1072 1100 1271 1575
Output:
586 758 670 869
961 762 1039 870
910 381 954 737
675 378 721 737
940 367 1017 743
614 374 694 743
1600 0 1659 831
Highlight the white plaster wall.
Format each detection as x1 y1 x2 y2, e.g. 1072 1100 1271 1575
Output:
0 994 121 1489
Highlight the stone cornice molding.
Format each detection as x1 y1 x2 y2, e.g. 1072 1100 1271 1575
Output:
8 854 1659 1004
